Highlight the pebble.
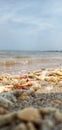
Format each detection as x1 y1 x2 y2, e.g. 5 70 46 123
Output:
18 92 29 100
39 107 57 114
17 107 41 122
27 122 36 130
0 107 61 129
58 81 62 87
51 99 61 105
1 92 17 103
32 84 41 91
55 110 62 122
0 97 14 108
0 112 16 126
27 88 35 95
14 123 27 130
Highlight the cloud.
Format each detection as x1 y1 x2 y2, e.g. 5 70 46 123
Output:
0 10 54 35
0 0 62 50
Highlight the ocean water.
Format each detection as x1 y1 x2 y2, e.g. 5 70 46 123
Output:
0 51 62 74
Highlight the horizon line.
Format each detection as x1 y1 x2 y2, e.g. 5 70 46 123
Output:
0 50 62 52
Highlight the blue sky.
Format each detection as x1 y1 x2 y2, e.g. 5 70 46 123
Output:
0 0 62 50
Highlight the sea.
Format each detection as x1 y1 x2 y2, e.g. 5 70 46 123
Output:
0 50 62 75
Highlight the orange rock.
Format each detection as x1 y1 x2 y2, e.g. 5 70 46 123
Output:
27 82 33 87
15 85 23 89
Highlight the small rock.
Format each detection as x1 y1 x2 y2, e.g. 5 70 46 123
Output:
39 107 56 115
56 71 62 76
27 88 35 95
0 97 14 108
55 110 62 122
51 99 61 105
41 119 54 130
32 84 41 91
49 76 57 82
14 123 27 130
17 107 41 122
18 92 29 100
27 122 36 130
0 112 16 126
2 92 17 103
58 81 62 87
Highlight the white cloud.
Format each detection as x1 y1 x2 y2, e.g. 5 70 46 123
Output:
0 8 54 34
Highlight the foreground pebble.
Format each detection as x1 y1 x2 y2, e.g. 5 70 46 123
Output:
17 107 41 122
0 107 61 130
0 97 14 108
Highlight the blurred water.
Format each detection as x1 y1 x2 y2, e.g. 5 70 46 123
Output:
0 51 62 74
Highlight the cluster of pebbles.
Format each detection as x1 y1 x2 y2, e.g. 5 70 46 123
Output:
0 105 62 130
0 68 62 129
0 68 62 93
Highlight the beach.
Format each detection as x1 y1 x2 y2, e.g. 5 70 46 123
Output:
0 51 62 74
0 51 62 130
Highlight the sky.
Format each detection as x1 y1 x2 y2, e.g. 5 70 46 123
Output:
0 0 62 50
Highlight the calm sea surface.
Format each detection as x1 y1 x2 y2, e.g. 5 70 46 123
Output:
0 51 62 74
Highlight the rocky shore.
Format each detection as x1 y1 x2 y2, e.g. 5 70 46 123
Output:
0 68 62 130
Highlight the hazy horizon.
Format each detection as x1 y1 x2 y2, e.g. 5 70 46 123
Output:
0 49 62 52
0 0 62 51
